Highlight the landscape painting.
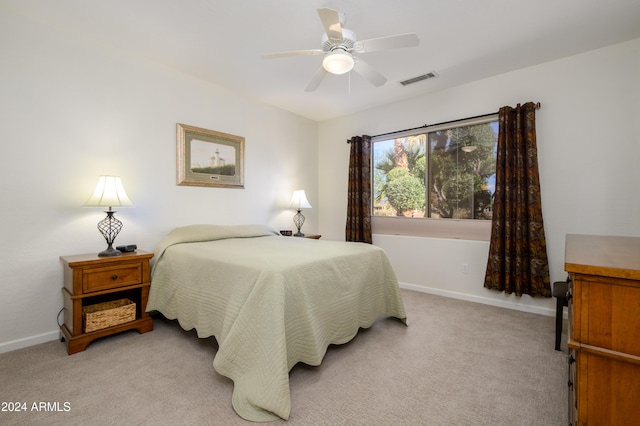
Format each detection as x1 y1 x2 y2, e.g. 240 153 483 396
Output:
176 123 244 188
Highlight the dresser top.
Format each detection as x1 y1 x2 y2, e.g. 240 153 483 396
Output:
565 234 640 280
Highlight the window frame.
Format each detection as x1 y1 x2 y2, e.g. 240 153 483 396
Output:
371 113 498 241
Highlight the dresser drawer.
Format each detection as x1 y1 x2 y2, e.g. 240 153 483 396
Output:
82 262 143 293
575 276 640 357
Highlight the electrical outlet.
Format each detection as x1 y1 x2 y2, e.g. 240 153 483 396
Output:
462 263 469 274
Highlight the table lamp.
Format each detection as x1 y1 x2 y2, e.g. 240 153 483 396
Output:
290 190 312 237
83 175 133 256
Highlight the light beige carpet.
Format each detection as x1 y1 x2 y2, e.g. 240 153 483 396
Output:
0 290 567 425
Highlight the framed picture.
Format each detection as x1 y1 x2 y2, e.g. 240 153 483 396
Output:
176 123 244 188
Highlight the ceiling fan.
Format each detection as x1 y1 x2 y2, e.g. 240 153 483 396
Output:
261 8 420 92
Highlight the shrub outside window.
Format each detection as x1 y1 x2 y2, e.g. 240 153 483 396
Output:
372 116 498 223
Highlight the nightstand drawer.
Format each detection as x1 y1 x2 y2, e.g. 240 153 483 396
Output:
83 263 143 293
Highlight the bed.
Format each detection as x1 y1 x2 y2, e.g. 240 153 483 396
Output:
146 224 407 422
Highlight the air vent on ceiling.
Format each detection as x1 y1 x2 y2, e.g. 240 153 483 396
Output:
399 71 438 86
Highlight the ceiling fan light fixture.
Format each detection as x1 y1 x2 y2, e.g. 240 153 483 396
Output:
322 49 354 75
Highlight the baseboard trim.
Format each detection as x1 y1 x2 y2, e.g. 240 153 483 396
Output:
399 282 556 317
0 330 60 355
2 284 557 355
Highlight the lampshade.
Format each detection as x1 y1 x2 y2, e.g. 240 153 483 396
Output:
83 176 133 208
322 49 354 75
290 190 312 209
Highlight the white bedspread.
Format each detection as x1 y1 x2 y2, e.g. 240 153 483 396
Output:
147 225 407 421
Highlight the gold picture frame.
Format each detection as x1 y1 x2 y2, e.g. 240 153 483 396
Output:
176 123 245 188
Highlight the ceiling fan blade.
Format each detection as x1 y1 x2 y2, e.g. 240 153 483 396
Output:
261 49 324 59
355 33 420 53
317 8 343 43
305 66 328 92
353 59 387 87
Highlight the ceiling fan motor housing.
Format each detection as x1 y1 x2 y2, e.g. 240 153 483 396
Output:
321 28 356 52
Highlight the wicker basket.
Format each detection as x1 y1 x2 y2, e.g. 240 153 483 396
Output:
83 299 136 333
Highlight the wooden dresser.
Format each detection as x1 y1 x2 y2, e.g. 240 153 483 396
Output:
565 234 640 425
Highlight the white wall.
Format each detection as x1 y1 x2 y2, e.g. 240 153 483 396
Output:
318 38 640 316
0 10 318 352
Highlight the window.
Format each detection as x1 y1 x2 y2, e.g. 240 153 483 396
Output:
372 115 498 240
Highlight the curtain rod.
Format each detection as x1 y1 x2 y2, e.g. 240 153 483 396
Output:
364 102 541 141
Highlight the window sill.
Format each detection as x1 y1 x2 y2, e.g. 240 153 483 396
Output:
372 216 491 241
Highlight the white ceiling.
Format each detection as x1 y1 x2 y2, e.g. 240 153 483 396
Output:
9 0 640 122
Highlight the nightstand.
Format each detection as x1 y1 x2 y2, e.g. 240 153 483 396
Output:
60 251 154 355
297 234 321 239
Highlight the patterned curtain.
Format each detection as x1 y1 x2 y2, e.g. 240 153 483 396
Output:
484 102 551 297
346 135 372 243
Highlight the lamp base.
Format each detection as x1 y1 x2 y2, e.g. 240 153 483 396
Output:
98 245 122 257
293 209 306 238
96 210 124 257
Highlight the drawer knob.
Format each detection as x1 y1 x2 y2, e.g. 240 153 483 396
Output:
111 275 118 280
